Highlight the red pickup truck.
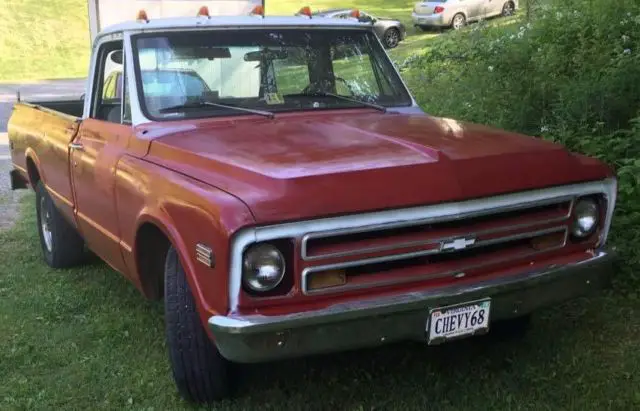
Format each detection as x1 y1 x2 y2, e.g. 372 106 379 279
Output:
8 9 617 404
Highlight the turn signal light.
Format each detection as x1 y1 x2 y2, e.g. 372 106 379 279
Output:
307 269 346 291
530 232 565 251
434 6 445 14
197 6 210 17
298 6 312 17
250 5 265 16
136 9 149 22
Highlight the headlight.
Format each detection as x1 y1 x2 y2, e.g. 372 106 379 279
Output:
242 244 286 292
571 197 600 238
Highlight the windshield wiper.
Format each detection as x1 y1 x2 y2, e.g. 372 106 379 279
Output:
294 91 387 113
159 100 275 119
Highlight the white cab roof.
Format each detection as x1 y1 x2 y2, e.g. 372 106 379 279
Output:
98 15 369 39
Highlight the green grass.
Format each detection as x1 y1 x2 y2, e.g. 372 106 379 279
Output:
0 0 91 82
1 194 639 410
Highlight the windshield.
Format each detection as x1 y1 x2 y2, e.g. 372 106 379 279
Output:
132 29 412 120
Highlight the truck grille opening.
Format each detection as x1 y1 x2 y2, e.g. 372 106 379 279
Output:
302 200 574 295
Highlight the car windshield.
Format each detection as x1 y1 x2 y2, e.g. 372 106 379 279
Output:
132 29 412 120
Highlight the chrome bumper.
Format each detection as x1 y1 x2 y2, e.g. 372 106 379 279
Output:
209 250 616 363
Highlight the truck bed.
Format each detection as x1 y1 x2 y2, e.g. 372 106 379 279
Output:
29 99 84 118
8 100 81 224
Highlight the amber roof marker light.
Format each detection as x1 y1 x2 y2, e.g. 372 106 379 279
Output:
250 5 265 17
136 9 149 23
298 6 312 18
197 6 211 18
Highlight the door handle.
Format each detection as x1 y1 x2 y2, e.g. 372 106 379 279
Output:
69 142 84 151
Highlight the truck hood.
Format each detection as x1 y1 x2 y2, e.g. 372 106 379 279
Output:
144 111 610 224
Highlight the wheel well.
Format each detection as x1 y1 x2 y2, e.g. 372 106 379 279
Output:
26 157 40 188
135 223 171 300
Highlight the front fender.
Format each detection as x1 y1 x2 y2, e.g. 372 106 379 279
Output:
115 155 255 329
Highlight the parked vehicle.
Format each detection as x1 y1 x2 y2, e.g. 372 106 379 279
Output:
412 0 518 30
9 4 617 404
307 8 406 48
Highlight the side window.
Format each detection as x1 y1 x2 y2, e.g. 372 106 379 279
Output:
91 41 124 123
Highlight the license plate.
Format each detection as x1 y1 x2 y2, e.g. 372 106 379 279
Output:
427 299 491 344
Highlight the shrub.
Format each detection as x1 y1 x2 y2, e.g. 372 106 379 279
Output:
402 0 640 287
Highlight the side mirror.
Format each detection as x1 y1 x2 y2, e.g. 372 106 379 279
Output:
110 50 123 65
80 93 86 101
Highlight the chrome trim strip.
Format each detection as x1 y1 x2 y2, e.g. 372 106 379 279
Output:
301 226 568 295
227 178 617 312
300 201 573 261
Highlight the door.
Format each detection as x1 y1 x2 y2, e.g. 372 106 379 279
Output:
461 0 488 21
70 39 131 275
485 0 505 17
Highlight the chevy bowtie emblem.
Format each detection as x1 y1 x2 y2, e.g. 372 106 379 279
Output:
441 237 477 251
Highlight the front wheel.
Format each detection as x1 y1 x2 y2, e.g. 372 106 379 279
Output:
383 28 401 49
451 13 466 30
164 246 231 403
35 181 85 268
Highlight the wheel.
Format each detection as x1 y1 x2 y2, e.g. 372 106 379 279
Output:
451 13 466 30
383 28 401 49
164 246 231 403
491 314 532 340
35 181 85 268
501 1 515 17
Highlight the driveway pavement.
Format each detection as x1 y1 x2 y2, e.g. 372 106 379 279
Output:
0 78 85 230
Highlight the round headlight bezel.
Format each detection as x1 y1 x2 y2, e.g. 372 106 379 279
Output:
571 197 600 239
242 243 286 292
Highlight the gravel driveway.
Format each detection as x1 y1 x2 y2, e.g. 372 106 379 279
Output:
0 79 85 230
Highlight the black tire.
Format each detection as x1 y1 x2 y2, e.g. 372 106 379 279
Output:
35 181 85 268
501 1 516 17
165 246 230 403
491 314 532 340
383 28 401 49
451 13 466 30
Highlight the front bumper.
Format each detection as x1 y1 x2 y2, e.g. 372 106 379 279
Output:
412 12 448 27
210 250 616 363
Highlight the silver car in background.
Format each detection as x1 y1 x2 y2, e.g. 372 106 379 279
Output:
311 9 407 49
412 0 518 31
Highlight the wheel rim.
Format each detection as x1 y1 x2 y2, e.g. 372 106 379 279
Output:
385 30 399 48
40 196 53 253
503 3 514 16
453 15 465 29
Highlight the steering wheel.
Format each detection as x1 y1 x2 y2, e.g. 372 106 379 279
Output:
302 76 356 96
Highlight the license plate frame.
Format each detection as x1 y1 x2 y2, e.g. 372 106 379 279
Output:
426 299 491 345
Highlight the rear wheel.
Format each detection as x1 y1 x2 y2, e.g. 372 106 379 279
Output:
35 181 85 268
165 246 231 403
502 1 516 17
451 13 466 30
383 28 401 49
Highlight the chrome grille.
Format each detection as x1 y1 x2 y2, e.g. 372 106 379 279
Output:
300 199 574 295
